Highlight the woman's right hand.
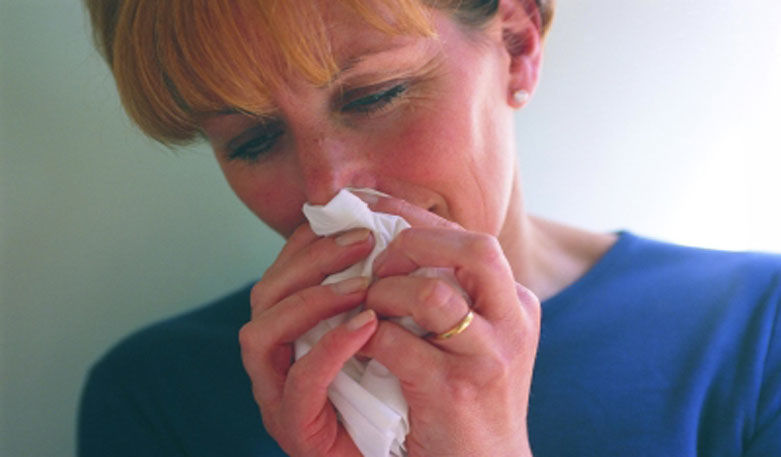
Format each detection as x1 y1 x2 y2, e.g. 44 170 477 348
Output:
238 224 377 456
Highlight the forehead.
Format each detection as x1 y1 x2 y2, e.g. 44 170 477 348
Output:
196 3 444 130
255 0 435 81
323 2 425 56
206 2 436 115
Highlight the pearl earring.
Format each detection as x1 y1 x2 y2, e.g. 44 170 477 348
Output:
512 89 530 107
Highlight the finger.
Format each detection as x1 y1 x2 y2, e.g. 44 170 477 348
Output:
256 277 369 339
250 228 374 314
372 228 519 322
239 320 287 411
285 310 378 430
352 191 462 230
367 275 497 355
276 223 318 262
367 275 469 335
359 320 447 388
239 278 369 407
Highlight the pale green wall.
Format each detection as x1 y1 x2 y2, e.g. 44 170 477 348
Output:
0 2 282 456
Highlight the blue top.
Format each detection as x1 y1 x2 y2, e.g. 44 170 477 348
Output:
78 232 781 456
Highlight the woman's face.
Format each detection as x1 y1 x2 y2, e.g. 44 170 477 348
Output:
201 6 522 238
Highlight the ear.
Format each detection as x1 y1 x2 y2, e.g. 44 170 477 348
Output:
498 0 543 108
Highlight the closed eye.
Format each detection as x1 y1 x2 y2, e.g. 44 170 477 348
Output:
227 123 284 162
223 83 408 162
341 83 408 114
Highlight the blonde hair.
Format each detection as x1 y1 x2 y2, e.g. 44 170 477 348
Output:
85 0 555 146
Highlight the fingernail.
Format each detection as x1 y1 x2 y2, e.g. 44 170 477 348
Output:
330 276 369 295
335 228 371 246
346 309 376 331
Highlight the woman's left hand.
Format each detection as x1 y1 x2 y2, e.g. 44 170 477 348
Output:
358 194 541 457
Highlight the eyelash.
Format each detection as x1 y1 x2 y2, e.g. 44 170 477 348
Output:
228 129 284 162
228 83 409 162
341 83 408 114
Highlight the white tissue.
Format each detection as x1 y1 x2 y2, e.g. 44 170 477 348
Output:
295 188 412 457
295 189 468 457
296 188 468 457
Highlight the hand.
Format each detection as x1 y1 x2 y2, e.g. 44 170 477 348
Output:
359 195 541 457
239 224 378 456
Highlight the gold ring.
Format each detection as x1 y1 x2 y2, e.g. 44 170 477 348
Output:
433 310 475 340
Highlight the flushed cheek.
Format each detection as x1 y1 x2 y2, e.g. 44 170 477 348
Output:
373 111 495 228
378 99 463 167
226 168 307 237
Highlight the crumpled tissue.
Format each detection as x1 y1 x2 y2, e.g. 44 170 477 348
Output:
295 188 464 457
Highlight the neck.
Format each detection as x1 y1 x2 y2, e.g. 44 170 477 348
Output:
497 173 617 302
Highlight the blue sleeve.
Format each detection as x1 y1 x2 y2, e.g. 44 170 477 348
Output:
77 359 184 457
744 297 781 456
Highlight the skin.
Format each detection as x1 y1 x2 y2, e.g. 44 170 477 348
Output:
200 1 616 455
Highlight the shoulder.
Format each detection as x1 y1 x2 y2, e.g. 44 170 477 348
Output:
597 233 781 382
78 283 281 456
547 231 781 360
91 283 253 379
533 233 781 455
620 231 781 270
602 231 781 299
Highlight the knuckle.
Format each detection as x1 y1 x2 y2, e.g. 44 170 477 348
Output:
417 279 458 327
468 234 504 267
445 349 510 402
303 239 325 265
515 282 539 306
515 283 542 325
289 288 317 311
369 320 396 354
303 239 334 277
481 350 511 382
238 322 263 351
317 328 345 357
418 278 455 310
249 281 268 309
445 372 481 402
238 322 272 378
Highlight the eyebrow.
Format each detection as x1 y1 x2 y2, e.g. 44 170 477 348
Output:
207 41 434 118
328 40 430 86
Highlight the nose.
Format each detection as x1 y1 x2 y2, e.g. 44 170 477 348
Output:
296 134 373 205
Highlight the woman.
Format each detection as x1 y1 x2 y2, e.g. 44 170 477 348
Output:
79 1 781 456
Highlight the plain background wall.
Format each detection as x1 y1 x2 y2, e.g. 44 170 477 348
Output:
1 0 779 455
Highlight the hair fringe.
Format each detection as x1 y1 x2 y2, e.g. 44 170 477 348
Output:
86 0 553 146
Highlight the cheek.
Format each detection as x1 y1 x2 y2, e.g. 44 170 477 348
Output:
372 104 468 177
376 77 513 232
220 163 306 237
